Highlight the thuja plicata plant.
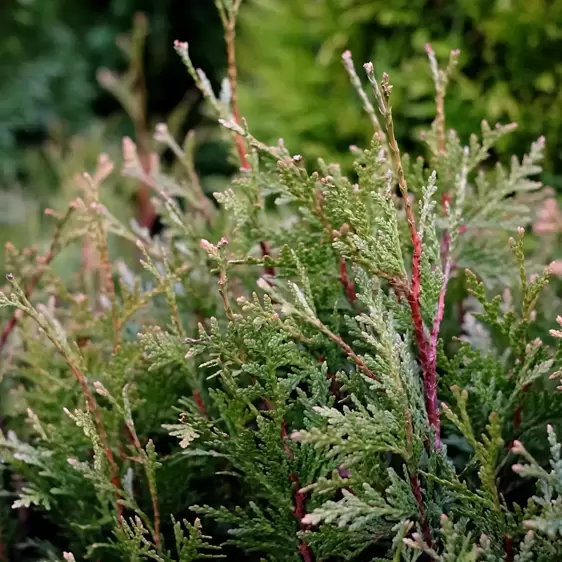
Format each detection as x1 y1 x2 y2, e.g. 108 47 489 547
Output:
2 2 562 561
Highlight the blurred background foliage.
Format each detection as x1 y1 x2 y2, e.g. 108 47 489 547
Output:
0 0 224 179
0 0 228 264
238 0 562 181
3 0 562 257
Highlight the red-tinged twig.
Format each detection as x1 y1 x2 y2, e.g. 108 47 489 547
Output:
311 192 357 306
192 389 208 418
510 384 530 445
404 225 439 448
70 364 123 520
428 187 465 449
219 2 276 278
410 473 432 547
433 246 452 343
0 205 75 354
221 1 249 172
298 543 314 562
313 319 377 381
425 233 453 451
0 315 18 355
282 423 314 562
505 534 513 562
121 411 160 549
365 64 441 448
260 241 276 277
339 257 357 304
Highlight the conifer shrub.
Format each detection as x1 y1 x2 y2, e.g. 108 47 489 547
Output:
2 2 562 561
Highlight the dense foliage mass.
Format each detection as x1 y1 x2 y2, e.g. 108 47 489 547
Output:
2 2 562 561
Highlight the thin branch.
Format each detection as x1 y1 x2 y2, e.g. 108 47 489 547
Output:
425 44 460 156
218 266 234 322
65 355 123 519
504 534 514 562
313 318 376 381
281 422 314 562
409 473 432 546
512 385 529 436
217 2 277 279
89 196 120 344
192 390 208 418
221 2 250 171
153 126 213 224
341 50 384 137
119 388 161 550
0 205 75 354
364 63 439 447
114 265 191 349
260 241 276 277
427 149 467 448
339 257 357 305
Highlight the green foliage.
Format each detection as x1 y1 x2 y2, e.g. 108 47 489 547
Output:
2 3 562 561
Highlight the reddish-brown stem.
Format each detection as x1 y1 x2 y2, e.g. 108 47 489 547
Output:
71 363 122 520
298 543 314 562
260 241 276 277
282 423 314 562
0 316 17 354
339 257 357 304
424 206 453 450
366 67 445 449
94 212 120 343
192 389 208 418
511 384 530 439
315 320 377 381
383 101 441 448
505 534 513 562
410 473 432 546
223 12 276 279
0 206 74 354
224 14 249 172
124 419 161 549
406 291 439 448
